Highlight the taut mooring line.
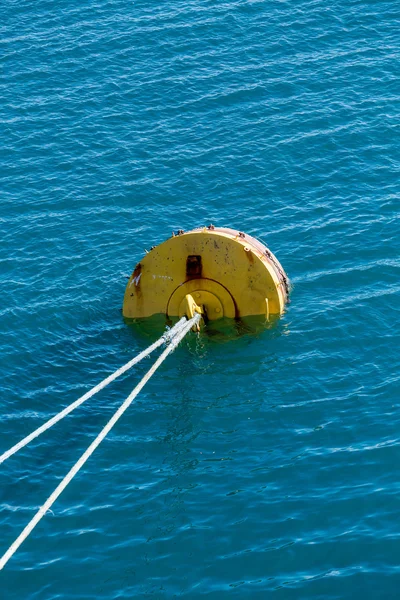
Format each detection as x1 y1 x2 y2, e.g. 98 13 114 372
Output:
0 317 187 466
0 313 200 571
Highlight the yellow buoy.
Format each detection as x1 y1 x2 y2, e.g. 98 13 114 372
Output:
123 226 289 323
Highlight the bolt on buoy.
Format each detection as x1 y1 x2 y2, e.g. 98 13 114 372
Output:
123 226 289 325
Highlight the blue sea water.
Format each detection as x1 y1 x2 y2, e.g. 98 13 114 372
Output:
1 0 399 597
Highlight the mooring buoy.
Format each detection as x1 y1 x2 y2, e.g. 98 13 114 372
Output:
0 227 289 570
123 226 289 324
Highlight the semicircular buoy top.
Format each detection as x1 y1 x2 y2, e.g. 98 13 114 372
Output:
123 226 289 322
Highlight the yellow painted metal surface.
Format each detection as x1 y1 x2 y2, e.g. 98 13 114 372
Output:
180 294 203 331
123 227 289 320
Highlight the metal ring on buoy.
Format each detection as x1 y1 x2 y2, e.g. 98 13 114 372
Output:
123 226 289 324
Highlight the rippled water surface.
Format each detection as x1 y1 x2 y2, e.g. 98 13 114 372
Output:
1 0 399 597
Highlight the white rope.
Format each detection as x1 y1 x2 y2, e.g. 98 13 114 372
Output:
0 317 187 466
0 313 200 571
